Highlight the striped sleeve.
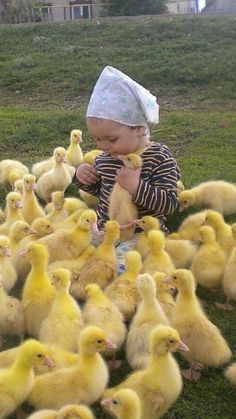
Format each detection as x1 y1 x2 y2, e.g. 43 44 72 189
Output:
134 153 179 216
72 177 101 197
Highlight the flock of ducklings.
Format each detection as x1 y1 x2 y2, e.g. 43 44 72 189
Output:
0 129 236 418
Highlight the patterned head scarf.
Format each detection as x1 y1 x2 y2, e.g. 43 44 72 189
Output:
86 66 159 126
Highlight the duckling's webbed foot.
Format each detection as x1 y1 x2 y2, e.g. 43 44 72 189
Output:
107 357 122 370
181 367 201 381
215 301 235 311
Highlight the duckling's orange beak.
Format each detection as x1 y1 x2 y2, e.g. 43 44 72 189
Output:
19 249 28 258
30 183 37 191
28 227 37 234
119 222 134 230
43 355 56 368
91 223 99 232
105 340 117 350
162 276 171 284
3 248 11 257
132 219 141 226
177 340 189 352
101 397 112 408
14 200 23 209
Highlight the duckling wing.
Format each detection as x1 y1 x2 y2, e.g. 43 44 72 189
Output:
79 258 116 287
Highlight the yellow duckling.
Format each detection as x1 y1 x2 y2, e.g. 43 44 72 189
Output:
102 388 141 419
79 149 102 209
0 339 79 375
9 220 33 255
83 149 102 165
22 242 56 337
203 210 233 257
63 196 88 215
66 129 83 167
72 220 119 299
223 222 236 255
36 147 72 202
24 217 54 243
153 271 176 323
190 226 226 289
9 220 33 265
83 284 126 363
0 235 17 292
45 196 87 216
21 174 45 224
168 210 207 242
135 215 160 259
15 217 54 281
179 180 236 214
109 153 142 240
104 325 188 419
38 209 97 264
0 158 29 189
28 404 94 419
165 236 198 269
28 326 115 409
0 275 25 344
126 273 168 370
177 179 185 197
216 247 236 310
168 269 232 380
32 149 56 179
45 191 68 225
0 338 54 419
105 250 142 321
142 230 175 275
0 191 23 235
49 245 96 295
225 362 236 386
13 178 24 195
59 207 86 230
39 268 84 352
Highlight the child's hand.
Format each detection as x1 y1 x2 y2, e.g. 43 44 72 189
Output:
75 163 100 185
116 166 141 196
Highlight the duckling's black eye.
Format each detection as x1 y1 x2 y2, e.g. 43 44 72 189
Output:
97 339 102 344
173 276 177 280
113 399 118 405
37 353 43 358
169 339 175 344
86 219 90 222
184 200 187 204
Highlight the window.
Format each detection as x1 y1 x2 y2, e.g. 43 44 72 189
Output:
40 6 52 21
70 2 91 19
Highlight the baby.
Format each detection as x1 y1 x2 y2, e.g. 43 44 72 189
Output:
74 66 180 236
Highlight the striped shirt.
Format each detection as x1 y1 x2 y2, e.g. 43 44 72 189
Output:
75 142 180 230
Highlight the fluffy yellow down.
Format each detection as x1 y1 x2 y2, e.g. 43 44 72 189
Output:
28 326 112 410
104 325 187 419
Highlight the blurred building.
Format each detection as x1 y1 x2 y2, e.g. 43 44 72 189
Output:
167 1 199 14
38 0 102 21
203 0 236 12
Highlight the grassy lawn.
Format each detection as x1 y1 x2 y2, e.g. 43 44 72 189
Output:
0 13 236 418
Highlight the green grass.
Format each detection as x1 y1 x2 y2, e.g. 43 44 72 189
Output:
0 13 236 419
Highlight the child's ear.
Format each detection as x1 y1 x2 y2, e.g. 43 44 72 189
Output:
137 126 148 137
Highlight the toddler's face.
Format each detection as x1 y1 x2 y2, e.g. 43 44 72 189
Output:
87 118 145 159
